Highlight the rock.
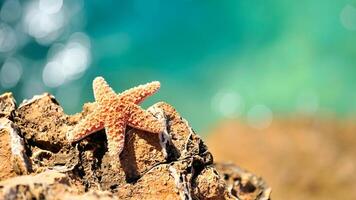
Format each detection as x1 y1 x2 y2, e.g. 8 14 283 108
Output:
0 93 16 119
0 170 70 199
15 93 69 152
0 119 18 181
0 118 31 180
0 93 31 179
192 166 230 200
214 163 272 200
0 93 271 199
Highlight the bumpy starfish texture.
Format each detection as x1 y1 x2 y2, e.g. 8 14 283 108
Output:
67 77 164 157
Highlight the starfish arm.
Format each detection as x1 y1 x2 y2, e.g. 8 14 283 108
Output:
119 81 160 104
105 115 127 157
67 109 104 142
127 104 164 133
93 77 117 104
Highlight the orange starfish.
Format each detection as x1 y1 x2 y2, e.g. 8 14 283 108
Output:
66 77 164 157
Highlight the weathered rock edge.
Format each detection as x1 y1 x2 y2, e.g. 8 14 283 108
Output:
0 92 271 200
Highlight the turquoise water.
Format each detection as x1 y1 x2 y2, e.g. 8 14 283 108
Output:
1 0 356 132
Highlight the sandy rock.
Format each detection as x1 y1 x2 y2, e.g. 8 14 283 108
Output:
215 163 272 200
0 93 31 180
0 93 270 199
0 170 70 199
0 119 18 181
0 93 16 119
0 118 31 180
14 93 69 153
192 166 231 200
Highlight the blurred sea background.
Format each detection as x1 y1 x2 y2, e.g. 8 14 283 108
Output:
1 1 356 199
1 0 356 131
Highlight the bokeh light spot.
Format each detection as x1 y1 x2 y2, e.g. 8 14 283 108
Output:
42 61 65 88
0 58 23 89
42 32 91 88
61 42 90 79
0 23 17 52
247 104 273 130
296 91 319 115
39 0 63 14
211 90 244 117
340 4 356 30
23 0 64 41
0 0 22 23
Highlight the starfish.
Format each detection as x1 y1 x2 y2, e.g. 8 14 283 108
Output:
66 77 164 157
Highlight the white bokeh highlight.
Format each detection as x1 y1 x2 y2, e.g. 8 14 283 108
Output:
39 0 63 14
22 0 65 43
296 91 319 115
0 0 22 23
0 58 23 89
247 104 273 130
340 4 356 31
211 90 244 117
42 32 91 88
0 23 17 52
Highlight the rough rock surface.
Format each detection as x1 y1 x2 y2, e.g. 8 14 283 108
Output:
0 93 16 118
214 163 271 200
0 92 271 199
